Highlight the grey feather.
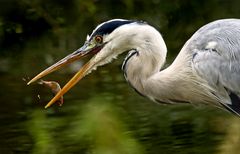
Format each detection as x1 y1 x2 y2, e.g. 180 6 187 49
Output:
190 19 240 114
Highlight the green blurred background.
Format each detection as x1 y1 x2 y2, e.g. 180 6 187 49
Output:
1 0 240 154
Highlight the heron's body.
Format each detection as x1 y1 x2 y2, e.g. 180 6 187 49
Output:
28 19 240 115
119 19 240 115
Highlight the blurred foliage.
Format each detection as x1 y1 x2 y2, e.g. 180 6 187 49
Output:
27 109 57 154
70 96 144 154
25 95 145 154
218 117 240 154
1 0 240 154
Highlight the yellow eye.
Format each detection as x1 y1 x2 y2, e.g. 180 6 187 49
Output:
95 35 103 43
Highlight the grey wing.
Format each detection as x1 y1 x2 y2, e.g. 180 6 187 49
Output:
190 19 240 115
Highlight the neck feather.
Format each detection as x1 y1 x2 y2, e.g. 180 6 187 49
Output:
122 33 167 95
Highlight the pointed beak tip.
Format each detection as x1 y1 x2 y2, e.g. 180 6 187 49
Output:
27 79 35 85
45 103 51 108
44 101 52 108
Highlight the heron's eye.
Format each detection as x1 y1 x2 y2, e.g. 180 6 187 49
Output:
95 35 103 44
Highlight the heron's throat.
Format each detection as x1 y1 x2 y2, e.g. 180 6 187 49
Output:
122 46 166 96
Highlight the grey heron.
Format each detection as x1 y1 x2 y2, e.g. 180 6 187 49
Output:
28 19 240 116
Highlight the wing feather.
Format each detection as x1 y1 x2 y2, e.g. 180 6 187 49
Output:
189 19 240 115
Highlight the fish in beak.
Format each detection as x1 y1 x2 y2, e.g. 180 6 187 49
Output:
27 41 106 108
38 80 64 106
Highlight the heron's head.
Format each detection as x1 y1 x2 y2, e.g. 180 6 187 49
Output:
27 19 164 108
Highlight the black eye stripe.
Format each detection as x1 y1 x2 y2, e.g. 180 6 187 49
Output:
92 20 134 37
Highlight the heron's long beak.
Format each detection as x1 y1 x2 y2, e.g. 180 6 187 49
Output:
28 42 104 108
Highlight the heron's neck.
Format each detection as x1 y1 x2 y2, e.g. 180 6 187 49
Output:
123 42 198 103
122 41 167 96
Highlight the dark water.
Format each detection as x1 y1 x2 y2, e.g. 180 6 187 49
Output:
0 45 240 154
1 0 240 152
